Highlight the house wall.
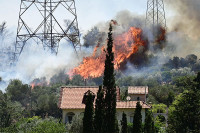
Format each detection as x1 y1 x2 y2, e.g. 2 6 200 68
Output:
62 109 84 123
116 108 146 123
62 108 146 124
129 94 146 101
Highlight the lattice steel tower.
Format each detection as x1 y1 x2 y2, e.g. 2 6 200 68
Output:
15 0 80 59
146 0 166 30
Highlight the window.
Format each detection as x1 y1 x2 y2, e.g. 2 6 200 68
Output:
129 113 134 123
65 112 75 124
130 116 134 123
137 97 140 101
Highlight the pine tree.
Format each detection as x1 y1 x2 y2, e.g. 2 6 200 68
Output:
121 112 127 133
132 101 142 133
144 109 155 133
94 85 105 133
83 91 94 133
103 23 117 132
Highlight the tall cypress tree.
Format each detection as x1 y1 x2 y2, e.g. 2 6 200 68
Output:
94 85 105 133
83 91 94 133
144 109 155 133
103 23 117 132
132 101 142 133
121 112 128 133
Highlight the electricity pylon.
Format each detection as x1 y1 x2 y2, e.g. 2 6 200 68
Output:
15 0 80 60
146 0 166 30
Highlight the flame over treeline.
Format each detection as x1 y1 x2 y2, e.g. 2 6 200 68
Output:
70 27 148 79
30 78 50 89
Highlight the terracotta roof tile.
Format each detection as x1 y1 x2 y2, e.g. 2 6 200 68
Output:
128 86 148 94
117 101 150 109
59 86 98 109
59 86 150 109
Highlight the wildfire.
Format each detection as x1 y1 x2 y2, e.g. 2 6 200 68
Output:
70 27 147 79
31 83 35 90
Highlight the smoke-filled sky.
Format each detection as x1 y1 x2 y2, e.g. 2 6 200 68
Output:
0 0 200 91
0 0 175 33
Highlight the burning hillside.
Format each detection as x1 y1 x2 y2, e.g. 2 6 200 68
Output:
70 26 149 79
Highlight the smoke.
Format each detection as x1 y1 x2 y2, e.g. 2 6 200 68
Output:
166 0 200 39
0 37 81 91
72 10 169 79
165 0 200 57
2 1 200 90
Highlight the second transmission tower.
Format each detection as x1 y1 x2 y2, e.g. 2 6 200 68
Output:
146 0 166 31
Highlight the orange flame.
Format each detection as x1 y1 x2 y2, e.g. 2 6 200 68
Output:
70 27 147 79
31 83 35 90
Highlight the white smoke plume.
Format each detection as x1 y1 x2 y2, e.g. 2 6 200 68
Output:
165 0 200 57
0 38 81 91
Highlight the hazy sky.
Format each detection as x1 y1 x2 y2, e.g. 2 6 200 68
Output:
0 0 173 33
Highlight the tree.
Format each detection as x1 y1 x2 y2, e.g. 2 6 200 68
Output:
83 91 94 133
132 101 142 133
66 114 83 133
71 75 85 86
6 79 31 107
186 54 197 66
3 116 66 133
83 26 105 48
103 23 117 132
94 86 105 133
144 110 155 133
121 112 127 133
167 72 200 133
0 93 24 131
50 71 70 85
0 21 8 43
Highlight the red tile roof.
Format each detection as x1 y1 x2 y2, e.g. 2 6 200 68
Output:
59 86 150 109
128 86 148 94
59 86 98 109
117 101 150 109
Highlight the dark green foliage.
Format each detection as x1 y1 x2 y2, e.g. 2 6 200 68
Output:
35 93 61 118
161 71 172 83
66 114 83 133
172 56 180 69
149 85 176 105
144 110 155 133
132 101 142 133
127 123 133 133
152 104 167 113
166 91 175 106
167 72 200 133
2 116 66 133
6 79 31 107
94 86 104 133
50 70 70 85
0 93 12 129
83 26 105 48
71 75 85 86
121 112 127 133
163 54 198 70
186 54 197 65
0 93 24 131
83 91 94 133
103 23 117 133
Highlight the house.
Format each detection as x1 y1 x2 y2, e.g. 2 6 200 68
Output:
59 86 150 124
128 86 148 102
